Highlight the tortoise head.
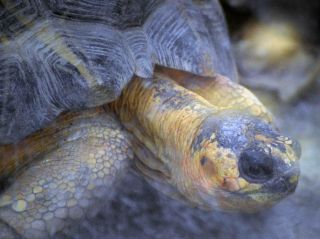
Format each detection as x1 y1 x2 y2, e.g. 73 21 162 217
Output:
180 112 300 212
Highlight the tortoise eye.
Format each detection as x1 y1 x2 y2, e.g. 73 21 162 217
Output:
200 156 208 166
200 156 216 176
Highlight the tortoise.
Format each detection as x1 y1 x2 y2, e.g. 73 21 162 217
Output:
0 0 300 238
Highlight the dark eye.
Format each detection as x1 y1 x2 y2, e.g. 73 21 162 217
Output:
200 156 216 176
200 156 208 166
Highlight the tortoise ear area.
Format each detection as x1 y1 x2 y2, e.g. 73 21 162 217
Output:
155 65 212 88
200 156 216 176
200 156 209 166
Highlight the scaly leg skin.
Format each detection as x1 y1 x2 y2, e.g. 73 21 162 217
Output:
0 107 133 238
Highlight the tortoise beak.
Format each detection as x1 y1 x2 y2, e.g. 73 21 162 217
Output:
261 166 300 195
292 138 302 159
218 166 300 212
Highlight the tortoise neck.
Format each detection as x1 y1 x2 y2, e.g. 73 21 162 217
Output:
111 74 217 167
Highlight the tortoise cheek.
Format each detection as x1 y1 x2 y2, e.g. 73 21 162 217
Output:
200 156 216 177
222 178 240 192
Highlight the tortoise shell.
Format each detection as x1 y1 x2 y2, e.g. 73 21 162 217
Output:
0 0 237 144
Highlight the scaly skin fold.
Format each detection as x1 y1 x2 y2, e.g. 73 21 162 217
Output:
0 108 133 238
111 71 300 210
156 66 273 123
0 70 300 237
111 73 216 167
110 73 242 206
0 108 108 179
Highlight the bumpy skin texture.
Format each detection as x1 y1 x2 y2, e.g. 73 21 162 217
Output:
111 72 300 211
0 1 300 236
0 108 133 238
0 0 237 144
0 71 300 237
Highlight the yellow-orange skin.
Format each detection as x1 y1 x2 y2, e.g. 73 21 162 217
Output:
110 71 272 209
157 66 273 123
0 69 299 216
111 69 299 210
0 107 133 236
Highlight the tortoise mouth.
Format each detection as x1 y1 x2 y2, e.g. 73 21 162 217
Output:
260 167 299 194
196 165 299 212
228 168 299 212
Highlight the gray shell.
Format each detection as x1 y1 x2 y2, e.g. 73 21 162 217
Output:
0 0 237 144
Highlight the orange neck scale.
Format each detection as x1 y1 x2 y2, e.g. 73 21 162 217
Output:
110 71 275 208
110 72 249 208
112 74 216 161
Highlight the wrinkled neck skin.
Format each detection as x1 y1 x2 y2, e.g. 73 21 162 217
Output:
111 73 213 171
110 74 212 192
112 72 300 212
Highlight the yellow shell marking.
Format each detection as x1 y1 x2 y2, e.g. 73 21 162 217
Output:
1 0 97 87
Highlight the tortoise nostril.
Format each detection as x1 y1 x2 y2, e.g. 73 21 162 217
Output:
239 147 274 183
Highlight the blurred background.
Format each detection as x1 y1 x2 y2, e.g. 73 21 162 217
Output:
58 1 320 238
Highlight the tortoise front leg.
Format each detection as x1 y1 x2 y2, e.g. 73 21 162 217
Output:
0 108 133 238
0 219 20 239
